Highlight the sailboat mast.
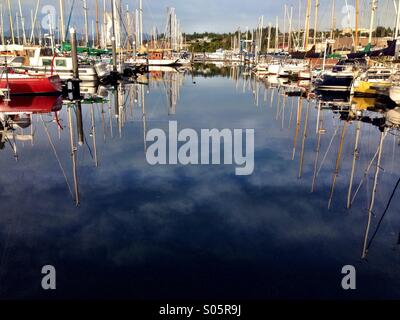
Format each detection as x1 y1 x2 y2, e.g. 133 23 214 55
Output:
0 5 4 45
6 0 15 45
313 0 319 46
59 0 65 42
275 16 279 51
396 0 400 39
18 0 26 45
96 0 100 47
368 0 378 44
83 0 89 46
103 0 107 49
283 5 287 50
30 0 40 44
330 0 336 40
267 22 272 53
259 15 264 55
139 0 143 48
111 0 117 73
354 0 359 51
16 12 20 45
304 0 311 50
297 0 301 49
288 6 293 51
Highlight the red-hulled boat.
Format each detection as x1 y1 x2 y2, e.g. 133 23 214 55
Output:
0 73 62 95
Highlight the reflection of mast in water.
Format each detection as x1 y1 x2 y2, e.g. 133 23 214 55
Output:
11 128 18 161
328 121 348 209
67 105 80 206
275 90 281 120
129 84 134 118
141 84 147 153
101 102 106 142
270 87 275 108
253 76 259 107
311 103 324 192
362 129 387 259
90 104 98 167
281 94 287 129
115 84 125 138
292 96 303 160
263 86 267 105
41 113 74 202
347 121 361 208
109 99 114 139
298 100 310 179
166 72 180 115
288 96 295 129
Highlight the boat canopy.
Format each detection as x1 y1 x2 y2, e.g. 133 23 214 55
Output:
60 43 110 56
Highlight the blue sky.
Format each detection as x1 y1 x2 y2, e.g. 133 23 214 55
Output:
4 0 399 34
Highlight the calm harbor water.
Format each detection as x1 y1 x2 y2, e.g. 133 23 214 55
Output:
1 64 400 299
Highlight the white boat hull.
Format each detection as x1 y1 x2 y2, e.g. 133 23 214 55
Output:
27 66 98 81
134 58 180 66
390 86 400 104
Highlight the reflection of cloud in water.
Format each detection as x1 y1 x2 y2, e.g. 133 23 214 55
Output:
0 72 400 298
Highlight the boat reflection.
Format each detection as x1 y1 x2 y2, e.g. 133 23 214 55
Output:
215 61 400 259
248 71 400 259
0 95 63 113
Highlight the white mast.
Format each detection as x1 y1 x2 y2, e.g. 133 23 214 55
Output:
83 0 89 46
59 0 65 42
103 0 106 48
260 15 264 53
0 5 4 45
92 19 95 47
6 0 15 45
297 0 301 49
283 4 287 50
135 9 139 50
139 0 143 48
330 0 336 40
267 22 272 53
16 12 20 45
275 16 279 51
395 0 400 38
304 0 311 50
18 0 26 45
313 0 319 46
30 0 41 44
288 6 293 52
368 0 378 44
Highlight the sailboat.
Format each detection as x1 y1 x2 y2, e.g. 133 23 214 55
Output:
314 59 366 93
132 50 180 66
351 66 395 97
0 69 62 96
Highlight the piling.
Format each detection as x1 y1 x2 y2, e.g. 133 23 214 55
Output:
70 27 81 99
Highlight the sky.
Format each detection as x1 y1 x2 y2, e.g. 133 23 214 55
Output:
3 0 399 35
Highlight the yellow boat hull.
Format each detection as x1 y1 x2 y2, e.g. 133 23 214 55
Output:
353 81 391 97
